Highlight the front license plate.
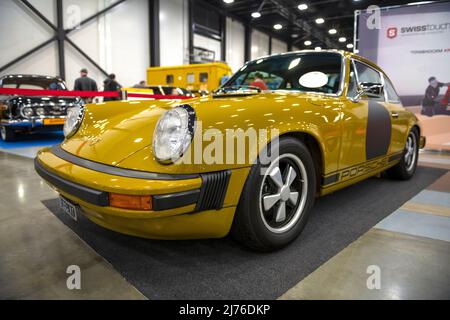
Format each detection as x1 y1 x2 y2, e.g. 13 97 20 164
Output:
44 118 65 125
59 196 78 221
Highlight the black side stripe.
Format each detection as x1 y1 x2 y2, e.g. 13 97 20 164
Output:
322 173 340 186
388 153 403 162
366 101 391 160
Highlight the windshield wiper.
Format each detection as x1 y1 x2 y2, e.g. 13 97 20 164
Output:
213 85 262 95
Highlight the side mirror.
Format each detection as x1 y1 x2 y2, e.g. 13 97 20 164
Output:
352 82 384 101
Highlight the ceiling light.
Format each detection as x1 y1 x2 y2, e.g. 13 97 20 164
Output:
291 34 299 38
328 28 337 34
274 24 283 30
223 0 234 3
315 47 322 51
304 40 312 46
407 2 433 5
251 12 261 18
315 18 325 24
338 37 346 42
346 43 354 49
298 3 308 10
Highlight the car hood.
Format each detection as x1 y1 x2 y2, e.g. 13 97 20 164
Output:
60 92 337 174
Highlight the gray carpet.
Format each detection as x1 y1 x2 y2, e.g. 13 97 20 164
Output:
43 166 446 300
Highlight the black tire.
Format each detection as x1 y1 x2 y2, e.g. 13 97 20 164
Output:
385 127 419 180
0 126 16 142
231 137 317 252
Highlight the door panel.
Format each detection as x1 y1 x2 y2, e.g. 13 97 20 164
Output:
339 99 368 170
338 59 393 171
383 76 409 154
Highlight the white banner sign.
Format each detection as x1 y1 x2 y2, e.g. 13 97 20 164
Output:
377 11 450 96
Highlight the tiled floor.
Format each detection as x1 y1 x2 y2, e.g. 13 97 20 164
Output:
280 156 450 300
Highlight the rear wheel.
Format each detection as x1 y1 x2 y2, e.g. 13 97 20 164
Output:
0 126 16 142
231 137 317 252
385 128 419 180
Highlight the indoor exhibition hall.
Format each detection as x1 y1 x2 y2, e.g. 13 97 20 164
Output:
0 0 449 305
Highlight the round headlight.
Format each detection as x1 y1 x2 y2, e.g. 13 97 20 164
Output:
22 107 34 118
63 105 84 138
153 105 196 163
36 107 45 116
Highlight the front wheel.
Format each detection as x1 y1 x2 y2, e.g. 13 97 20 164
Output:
231 137 317 252
0 126 16 142
385 127 419 180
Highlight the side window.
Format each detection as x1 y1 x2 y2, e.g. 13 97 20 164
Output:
166 74 174 85
354 60 384 100
384 76 401 103
187 73 195 84
199 72 208 83
347 63 358 98
354 61 382 84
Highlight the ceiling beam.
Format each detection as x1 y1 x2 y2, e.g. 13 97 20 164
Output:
267 0 338 48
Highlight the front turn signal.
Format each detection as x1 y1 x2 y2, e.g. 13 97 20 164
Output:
110 193 152 211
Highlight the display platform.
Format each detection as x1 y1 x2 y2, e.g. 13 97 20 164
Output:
42 167 445 300
0 131 64 158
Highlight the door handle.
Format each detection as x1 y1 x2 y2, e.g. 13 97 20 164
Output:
391 112 399 118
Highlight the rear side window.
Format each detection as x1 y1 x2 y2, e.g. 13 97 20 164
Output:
384 76 401 103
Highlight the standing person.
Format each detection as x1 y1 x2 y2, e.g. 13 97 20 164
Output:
74 68 98 103
422 77 449 116
250 72 268 90
133 80 146 88
103 74 122 101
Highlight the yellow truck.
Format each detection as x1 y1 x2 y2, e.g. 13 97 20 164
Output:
146 62 232 92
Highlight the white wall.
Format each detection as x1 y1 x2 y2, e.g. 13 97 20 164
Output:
0 0 59 77
251 29 269 60
271 38 288 54
160 0 189 66
225 17 245 72
0 0 149 89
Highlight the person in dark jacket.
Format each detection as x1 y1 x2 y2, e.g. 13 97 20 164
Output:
103 74 122 101
74 68 98 103
422 77 449 116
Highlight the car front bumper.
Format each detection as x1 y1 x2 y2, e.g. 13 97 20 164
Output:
35 146 250 239
1 118 65 129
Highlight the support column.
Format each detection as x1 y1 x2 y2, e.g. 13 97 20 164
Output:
188 0 194 64
56 0 66 79
221 14 226 62
149 0 160 66
244 23 252 62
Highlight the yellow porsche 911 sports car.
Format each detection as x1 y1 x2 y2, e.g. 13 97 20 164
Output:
35 50 425 251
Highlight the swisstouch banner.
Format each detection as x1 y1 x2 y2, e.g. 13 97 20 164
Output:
357 2 450 106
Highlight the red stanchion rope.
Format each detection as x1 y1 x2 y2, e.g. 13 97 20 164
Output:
0 88 191 100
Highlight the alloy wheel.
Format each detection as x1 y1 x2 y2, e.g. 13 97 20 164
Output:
259 153 308 234
404 132 417 172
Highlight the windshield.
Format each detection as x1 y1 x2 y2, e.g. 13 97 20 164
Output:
0 76 67 90
223 52 343 94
